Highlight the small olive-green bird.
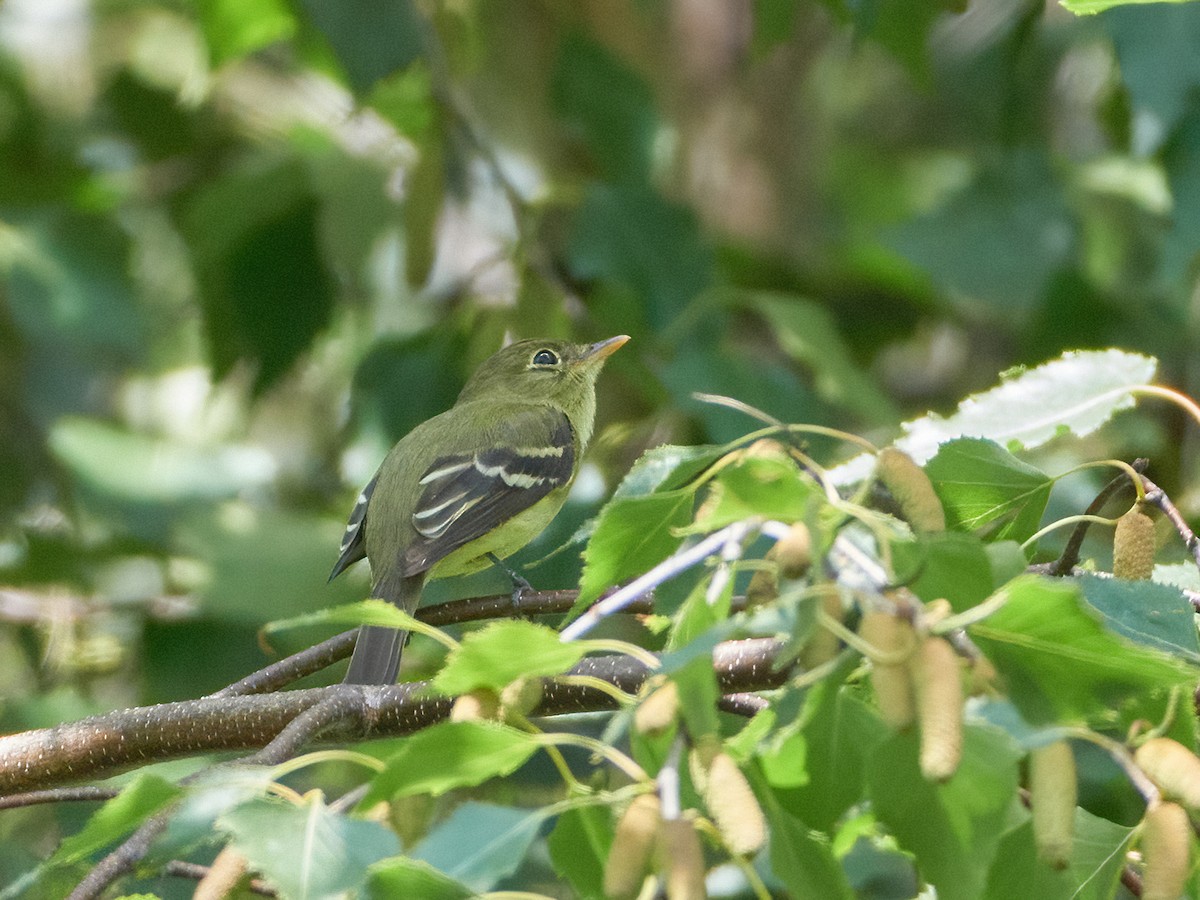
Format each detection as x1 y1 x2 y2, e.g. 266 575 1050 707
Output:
330 335 629 684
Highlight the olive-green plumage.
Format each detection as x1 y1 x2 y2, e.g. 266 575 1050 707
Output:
331 335 628 684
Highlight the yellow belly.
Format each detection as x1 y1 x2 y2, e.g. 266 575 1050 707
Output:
426 488 568 579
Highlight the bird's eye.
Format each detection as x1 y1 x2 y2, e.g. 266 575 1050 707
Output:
531 349 559 367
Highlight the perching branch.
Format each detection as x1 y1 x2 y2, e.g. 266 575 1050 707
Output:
217 587 655 697
0 637 785 797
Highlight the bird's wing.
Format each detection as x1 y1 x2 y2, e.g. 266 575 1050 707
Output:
402 406 576 575
327 472 378 582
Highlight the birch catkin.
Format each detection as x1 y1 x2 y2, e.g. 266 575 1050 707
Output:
603 793 661 900
1140 800 1192 900
1029 740 1077 869
876 447 946 533
1135 737 1200 809
912 635 963 782
1113 504 1155 580
859 610 917 730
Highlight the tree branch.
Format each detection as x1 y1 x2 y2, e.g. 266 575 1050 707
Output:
0 637 785 797
216 587 656 697
1048 459 1147 576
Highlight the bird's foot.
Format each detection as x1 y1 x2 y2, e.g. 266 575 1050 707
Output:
487 552 534 617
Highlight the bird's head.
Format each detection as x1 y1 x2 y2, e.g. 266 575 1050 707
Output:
457 336 629 413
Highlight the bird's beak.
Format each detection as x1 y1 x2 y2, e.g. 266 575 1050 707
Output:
582 335 630 364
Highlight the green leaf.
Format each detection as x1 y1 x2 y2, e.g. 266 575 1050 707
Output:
752 765 855 900
352 329 469 446
363 722 540 805
366 858 474 900
220 795 400 900
433 620 585 694
612 444 726 500
197 0 297 65
546 805 613 899
551 32 658 183
4 211 143 360
48 774 179 866
769 685 887 832
568 184 713 329
831 350 1157 483
887 150 1073 308
841 834 920 899
265 599 428 636
849 0 950 83
181 160 334 393
1161 102 1200 286
575 487 695 609
868 725 1022 900
1067 808 1135 900
157 766 276 860
892 532 997 612
688 454 815 533
912 348 1156 457
49 417 273 508
981 819 1073 900
172 508 365 629
925 439 1051 542
1102 5 1200 146
751 0 800 58
1074 573 1200 662
410 802 544 893
669 655 723 739
969 575 1197 725
744 292 898 425
981 804 1133 899
297 0 423 93
1063 0 1194 12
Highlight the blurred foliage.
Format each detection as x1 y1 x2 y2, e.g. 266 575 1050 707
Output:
4 0 1200 894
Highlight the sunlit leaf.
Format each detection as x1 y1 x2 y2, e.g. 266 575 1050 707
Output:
924 439 1051 542
363 722 540 805
433 620 584 694
688 453 815 532
969 575 1197 724
575 488 695 610
366 858 474 900
831 350 1157 483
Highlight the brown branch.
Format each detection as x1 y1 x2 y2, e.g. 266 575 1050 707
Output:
1049 459 1147 576
1140 475 1200 572
71 689 373 900
0 637 786 797
217 587 659 697
0 785 119 810
168 860 277 897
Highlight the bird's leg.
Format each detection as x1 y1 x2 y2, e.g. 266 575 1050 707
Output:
486 552 534 616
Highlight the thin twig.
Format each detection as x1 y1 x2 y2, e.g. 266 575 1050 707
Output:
1140 475 1200 572
1049 459 1147 576
167 860 277 897
217 588 658 697
0 786 118 810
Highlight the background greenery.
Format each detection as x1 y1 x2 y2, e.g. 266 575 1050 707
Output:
3 0 1200 896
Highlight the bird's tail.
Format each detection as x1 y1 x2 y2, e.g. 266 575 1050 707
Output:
344 625 406 684
343 573 423 685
